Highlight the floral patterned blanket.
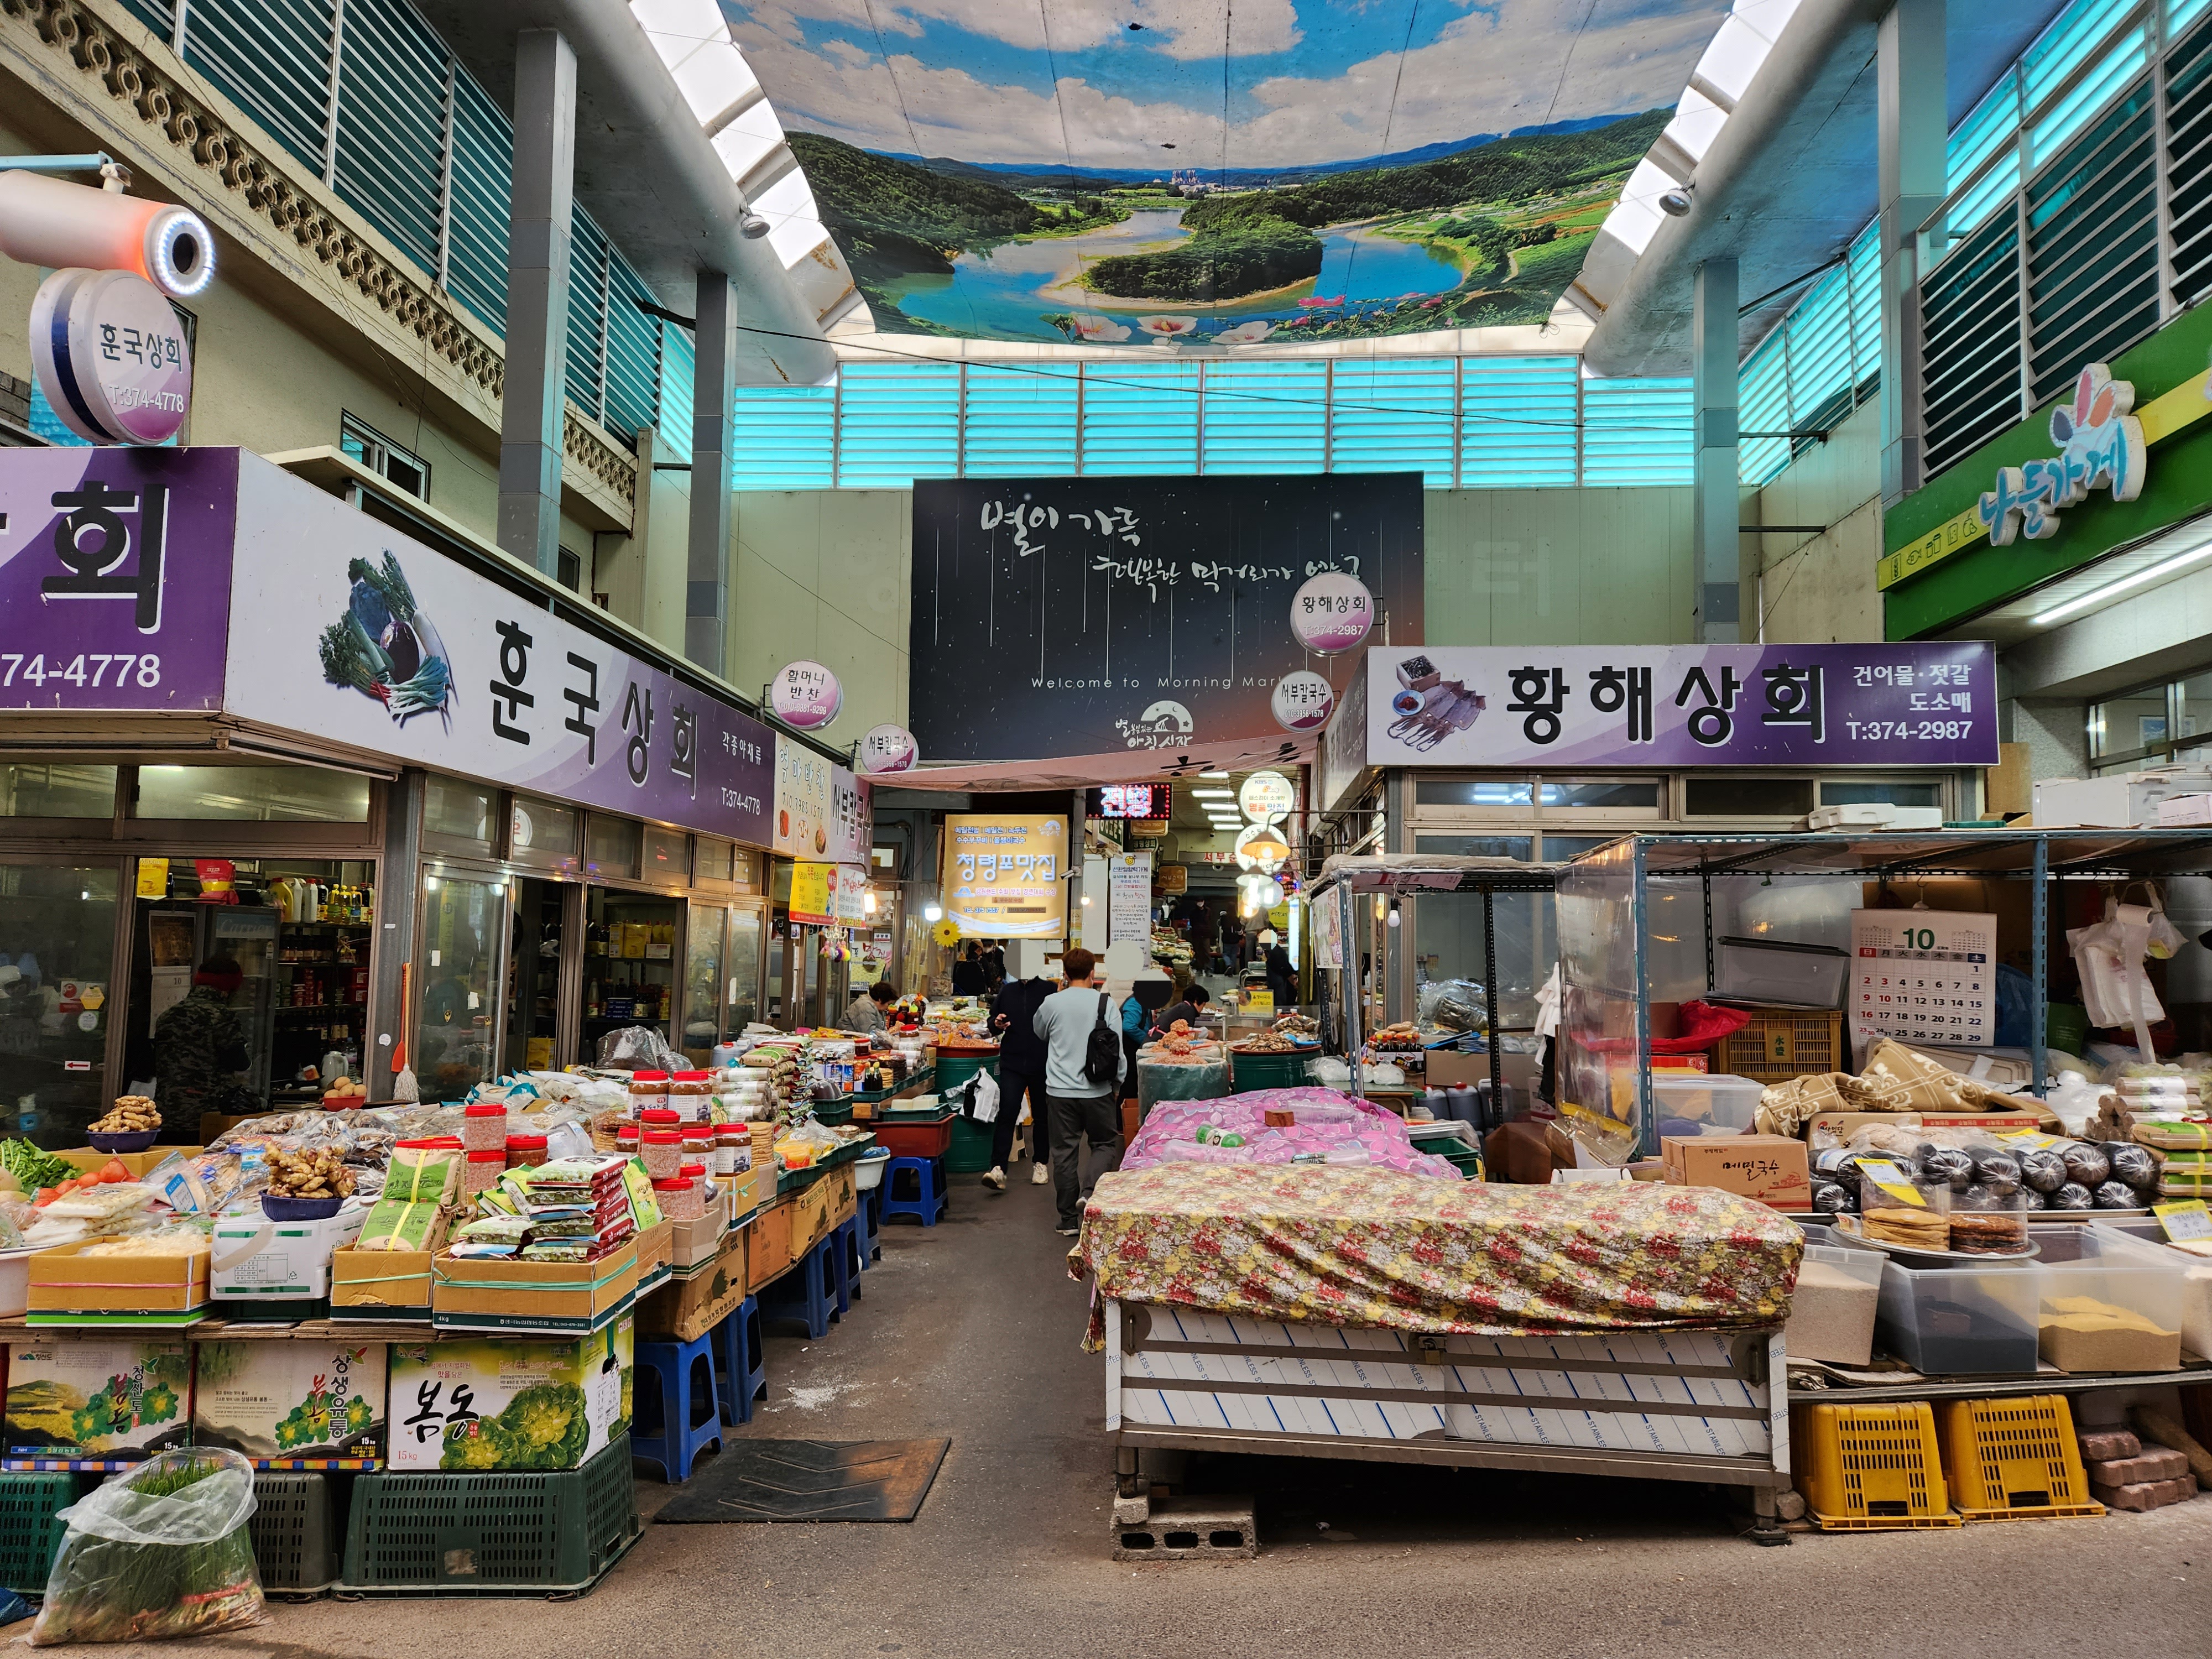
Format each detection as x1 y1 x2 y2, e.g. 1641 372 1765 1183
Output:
1071 1163 1801 1352
1122 1087 1460 1178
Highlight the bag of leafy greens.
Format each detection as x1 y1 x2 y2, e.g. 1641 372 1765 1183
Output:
31 1447 265 1645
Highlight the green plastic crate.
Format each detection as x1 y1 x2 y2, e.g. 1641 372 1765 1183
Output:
251 1470 338 1594
0 1472 75 1594
339 1434 639 1597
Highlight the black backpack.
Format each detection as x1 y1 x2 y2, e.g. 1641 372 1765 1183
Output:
1081 990 1120 1088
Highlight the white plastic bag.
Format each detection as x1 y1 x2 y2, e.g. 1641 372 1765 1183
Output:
967 1067 1002 1125
2069 895 2166 1057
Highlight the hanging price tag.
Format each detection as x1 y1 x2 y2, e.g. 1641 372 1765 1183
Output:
2153 1199 2212 1243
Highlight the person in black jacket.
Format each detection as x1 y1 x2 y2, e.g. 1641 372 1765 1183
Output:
984 969 1056 1190
950 943 987 998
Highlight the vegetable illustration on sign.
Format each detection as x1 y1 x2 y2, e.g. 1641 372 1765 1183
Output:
316 551 455 726
1975 363 2146 545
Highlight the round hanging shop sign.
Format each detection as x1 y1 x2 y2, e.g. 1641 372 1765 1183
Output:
1288 571 1374 655
30 269 192 445
1271 669 1337 732
1234 822 1290 874
770 660 842 729
859 722 917 774
1238 769 1297 825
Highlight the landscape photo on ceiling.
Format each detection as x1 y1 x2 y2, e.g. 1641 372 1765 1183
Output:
719 0 1735 346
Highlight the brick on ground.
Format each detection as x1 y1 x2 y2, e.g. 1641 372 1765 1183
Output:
2088 1445 2189 1486
2091 1473 2200 1512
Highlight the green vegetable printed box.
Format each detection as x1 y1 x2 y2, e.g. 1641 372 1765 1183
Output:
386 1318 633 1472
190 1340 387 1461
4 1342 192 1458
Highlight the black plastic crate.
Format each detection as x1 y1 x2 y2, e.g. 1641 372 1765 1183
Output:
339 1434 638 1597
251 1470 339 1594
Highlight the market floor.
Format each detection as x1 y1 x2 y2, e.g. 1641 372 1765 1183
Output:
35 1168 2212 1659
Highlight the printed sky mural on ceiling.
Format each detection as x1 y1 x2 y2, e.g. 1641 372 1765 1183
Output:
718 0 1733 347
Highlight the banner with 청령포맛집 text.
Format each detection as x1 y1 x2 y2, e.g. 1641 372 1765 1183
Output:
941 814 1068 938
1359 643 1997 768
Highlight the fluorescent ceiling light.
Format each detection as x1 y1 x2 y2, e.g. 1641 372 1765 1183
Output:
1192 789 1233 799
2031 535 2212 627
1199 770 1229 779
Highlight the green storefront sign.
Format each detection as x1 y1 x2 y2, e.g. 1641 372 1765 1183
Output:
1881 302 2212 640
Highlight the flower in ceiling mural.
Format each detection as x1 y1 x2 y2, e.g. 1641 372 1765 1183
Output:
1136 315 1199 339
718 0 1738 347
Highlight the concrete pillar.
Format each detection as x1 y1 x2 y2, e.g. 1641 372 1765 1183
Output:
1692 255 1740 644
497 28 577 575
1879 0 1947 506
686 270 737 672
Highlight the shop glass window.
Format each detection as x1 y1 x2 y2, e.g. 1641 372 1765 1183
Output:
1819 779 1943 807
695 837 735 887
2089 685 2170 761
587 815 641 881
682 902 726 1063
1412 833 1533 860
1683 777 1814 817
424 775 495 847
0 864 119 1147
1415 779 1534 807
728 904 763 1027
508 797 580 872
0 762 116 818
643 827 689 882
1538 780 1660 810
135 765 371 823
340 412 430 500
2176 672 2212 750
416 873 502 1099
1540 834 1619 863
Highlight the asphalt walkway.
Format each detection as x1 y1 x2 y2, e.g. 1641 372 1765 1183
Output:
44 1164 2212 1657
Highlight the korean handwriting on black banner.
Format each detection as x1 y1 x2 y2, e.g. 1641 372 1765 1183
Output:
491 621 533 743
41 479 166 631
1588 665 1653 742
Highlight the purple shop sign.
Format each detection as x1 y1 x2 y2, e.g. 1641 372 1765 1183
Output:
221 451 782 847
1359 644 1999 768
0 446 237 711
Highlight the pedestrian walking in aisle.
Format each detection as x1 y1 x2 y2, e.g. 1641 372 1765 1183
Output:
1032 947 1128 1235
984 965 1055 1190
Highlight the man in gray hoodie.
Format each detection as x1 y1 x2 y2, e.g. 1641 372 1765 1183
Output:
1031 947 1127 1235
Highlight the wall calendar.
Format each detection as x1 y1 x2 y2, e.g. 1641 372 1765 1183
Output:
1849 909 1995 1050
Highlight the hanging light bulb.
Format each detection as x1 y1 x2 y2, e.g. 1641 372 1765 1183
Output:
1386 899 1401 929
923 902 943 922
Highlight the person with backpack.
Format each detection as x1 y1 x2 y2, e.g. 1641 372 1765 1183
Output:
1031 947 1128 1236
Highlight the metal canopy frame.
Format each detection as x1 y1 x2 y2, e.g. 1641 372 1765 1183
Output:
1309 855 1567 1120
1573 830 2212 1153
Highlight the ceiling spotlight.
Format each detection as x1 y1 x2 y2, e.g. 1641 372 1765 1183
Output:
1658 182 1694 218
740 211 771 239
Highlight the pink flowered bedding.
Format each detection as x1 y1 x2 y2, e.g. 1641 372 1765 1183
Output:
1122 1087 1461 1180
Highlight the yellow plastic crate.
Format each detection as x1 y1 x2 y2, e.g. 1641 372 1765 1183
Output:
1793 1401 1959 1530
1936 1395 2105 1522
1720 1009 1844 1083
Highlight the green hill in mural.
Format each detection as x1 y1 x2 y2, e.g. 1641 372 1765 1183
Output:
1082 197 1323 302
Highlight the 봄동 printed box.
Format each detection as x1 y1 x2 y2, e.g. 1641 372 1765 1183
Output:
385 1316 633 1472
191 1339 387 1462
3 1341 192 1458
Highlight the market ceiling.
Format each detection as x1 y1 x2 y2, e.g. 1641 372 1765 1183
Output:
708 0 1744 352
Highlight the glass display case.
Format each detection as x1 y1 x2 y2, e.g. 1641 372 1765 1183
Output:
0 864 120 1147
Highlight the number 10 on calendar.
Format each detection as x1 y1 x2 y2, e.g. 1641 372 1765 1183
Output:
1849 909 1996 1050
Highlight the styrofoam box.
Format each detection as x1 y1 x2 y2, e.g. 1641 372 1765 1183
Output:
1650 1072 1765 1131
2033 771 2212 828
212 1203 367 1300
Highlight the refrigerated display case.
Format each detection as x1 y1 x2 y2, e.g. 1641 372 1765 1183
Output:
0 863 121 1147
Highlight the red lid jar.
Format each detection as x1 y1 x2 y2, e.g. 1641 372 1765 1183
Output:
463 1149 507 1196
505 1133 549 1170
640 1129 682 1179
462 1101 509 1152
653 1175 703 1220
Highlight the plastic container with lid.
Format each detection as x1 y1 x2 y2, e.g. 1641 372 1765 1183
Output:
715 1125 748 1177
463 1149 507 1197
2031 1223 2185 1373
654 1176 703 1220
641 1129 682 1180
462 1102 509 1152
1874 1256 2039 1375
1715 935 1849 1008
638 1107 680 1130
1786 1223 1886 1366
505 1133 549 1171
615 1124 640 1157
1648 1072 1765 1134
629 1070 671 1113
669 1070 714 1121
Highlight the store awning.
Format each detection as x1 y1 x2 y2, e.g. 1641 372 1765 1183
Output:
867 734 1315 795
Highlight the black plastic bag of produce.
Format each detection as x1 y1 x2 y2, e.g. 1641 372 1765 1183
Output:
32 1448 265 1645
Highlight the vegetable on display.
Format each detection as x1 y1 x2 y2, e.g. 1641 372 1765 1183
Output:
1 1139 78 1195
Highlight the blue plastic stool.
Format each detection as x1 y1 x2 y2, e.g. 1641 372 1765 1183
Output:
760 1233 838 1338
828 1215 860 1311
709 1296 767 1426
881 1155 948 1227
633 1333 723 1481
858 1183 884 1263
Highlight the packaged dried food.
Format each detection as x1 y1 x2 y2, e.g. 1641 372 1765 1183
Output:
654 1176 703 1220
2048 1181 2096 1211
641 1129 682 1180
1811 1178 1854 1214
629 1071 671 1114
1949 1185 2028 1254
1919 1146 1975 1191
462 1149 506 1197
2104 1141 2159 1190
2018 1147 2069 1193
2060 1141 2112 1187
2093 1180 2141 1209
505 1133 548 1171
1967 1146 2023 1195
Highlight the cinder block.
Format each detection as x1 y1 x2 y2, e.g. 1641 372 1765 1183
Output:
1112 1496 1256 1562
1112 1493 1151 1527
2079 1428 2141 1462
2089 1446 2188 1486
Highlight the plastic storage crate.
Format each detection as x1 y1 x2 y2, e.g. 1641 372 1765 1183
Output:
1792 1401 1960 1529
870 1112 955 1160
1936 1396 2104 1521
0 1471 75 1593
1718 1008 1844 1083
1229 1050 1313 1093
251 1470 340 1592
340 1434 640 1597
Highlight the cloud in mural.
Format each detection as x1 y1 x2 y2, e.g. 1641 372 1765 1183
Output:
721 0 1730 347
